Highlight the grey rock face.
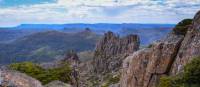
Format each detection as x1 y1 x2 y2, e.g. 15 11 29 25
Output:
93 31 140 74
0 69 43 87
120 33 184 87
77 31 140 87
171 10 200 75
120 10 200 87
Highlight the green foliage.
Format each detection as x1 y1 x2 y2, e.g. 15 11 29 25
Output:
159 76 172 87
101 74 120 87
158 75 184 87
9 62 71 85
183 57 200 84
108 75 120 84
158 57 200 87
173 19 193 35
147 44 153 48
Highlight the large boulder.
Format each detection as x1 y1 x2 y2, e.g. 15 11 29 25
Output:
0 69 43 87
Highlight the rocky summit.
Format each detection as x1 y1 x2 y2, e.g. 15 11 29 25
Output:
77 31 140 87
92 31 140 74
120 10 200 87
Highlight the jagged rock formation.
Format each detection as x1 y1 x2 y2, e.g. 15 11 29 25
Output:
171 11 200 75
0 69 43 87
59 50 80 87
120 33 184 87
40 50 80 69
77 60 94 87
63 50 80 66
93 31 140 74
120 10 200 87
77 31 140 87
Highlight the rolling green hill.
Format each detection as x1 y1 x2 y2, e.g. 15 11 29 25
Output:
0 29 101 64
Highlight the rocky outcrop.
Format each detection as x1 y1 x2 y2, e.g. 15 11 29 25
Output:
171 11 200 75
77 31 140 87
77 60 94 87
93 31 140 74
120 33 184 87
40 50 80 69
120 10 200 87
63 50 80 66
0 69 43 87
62 50 80 87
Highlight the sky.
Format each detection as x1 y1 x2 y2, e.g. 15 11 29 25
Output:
0 0 200 27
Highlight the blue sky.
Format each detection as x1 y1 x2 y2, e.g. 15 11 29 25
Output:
0 0 200 27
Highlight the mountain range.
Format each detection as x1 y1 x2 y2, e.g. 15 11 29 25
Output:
0 23 174 45
0 23 175 64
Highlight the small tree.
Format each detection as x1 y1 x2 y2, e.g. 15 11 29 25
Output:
159 57 200 87
173 19 193 35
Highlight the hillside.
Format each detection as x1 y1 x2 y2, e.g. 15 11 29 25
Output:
0 29 33 43
0 29 100 64
0 28 54 44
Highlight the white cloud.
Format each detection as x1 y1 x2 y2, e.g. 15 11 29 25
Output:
0 0 200 27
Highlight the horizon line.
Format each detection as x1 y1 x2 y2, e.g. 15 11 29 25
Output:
0 23 176 28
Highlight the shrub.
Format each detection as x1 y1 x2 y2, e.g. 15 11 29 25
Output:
9 62 71 85
183 57 200 84
10 62 45 77
147 44 153 48
159 57 200 87
101 74 120 87
173 19 192 35
158 75 184 87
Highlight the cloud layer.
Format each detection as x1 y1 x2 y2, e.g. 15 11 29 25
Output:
0 0 200 27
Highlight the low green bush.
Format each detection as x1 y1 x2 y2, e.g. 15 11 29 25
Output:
101 74 120 87
158 75 184 87
183 57 200 84
9 62 71 85
159 57 200 87
173 19 192 35
159 76 172 87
